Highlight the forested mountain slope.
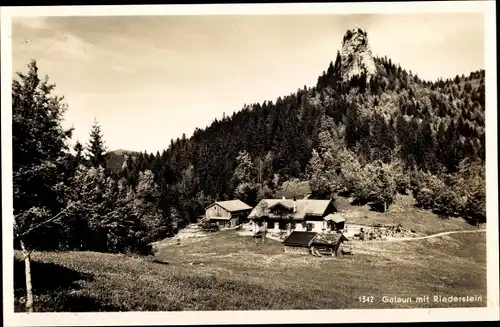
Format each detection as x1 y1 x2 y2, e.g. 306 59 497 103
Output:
118 27 485 222
13 27 485 255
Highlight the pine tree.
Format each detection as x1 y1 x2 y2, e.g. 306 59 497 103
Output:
12 60 74 249
74 141 84 164
86 118 108 169
66 141 86 175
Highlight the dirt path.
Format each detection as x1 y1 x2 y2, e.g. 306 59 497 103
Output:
385 229 486 242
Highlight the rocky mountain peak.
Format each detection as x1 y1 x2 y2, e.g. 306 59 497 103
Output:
340 27 376 83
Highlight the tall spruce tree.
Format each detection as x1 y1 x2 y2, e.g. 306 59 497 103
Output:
86 118 108 169
73 141 84 164
12 60 74 249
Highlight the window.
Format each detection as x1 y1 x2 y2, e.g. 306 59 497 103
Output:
306 223 313 232
268 221 275 229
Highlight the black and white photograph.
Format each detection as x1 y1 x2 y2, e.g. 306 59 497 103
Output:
1 1 498 325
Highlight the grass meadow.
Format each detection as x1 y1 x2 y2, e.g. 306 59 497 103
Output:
14 225 486 312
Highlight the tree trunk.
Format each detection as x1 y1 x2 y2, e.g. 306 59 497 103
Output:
383 202 387 213
19 239 34 313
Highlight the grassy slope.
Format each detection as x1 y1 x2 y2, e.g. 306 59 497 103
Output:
334 194 483 235
14 227 486 312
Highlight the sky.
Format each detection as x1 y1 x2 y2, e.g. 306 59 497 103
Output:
11 13 485 153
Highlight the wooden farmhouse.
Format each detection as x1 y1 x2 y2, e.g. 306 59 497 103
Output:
205 200 252 229
282 231 349 256
247 198 338 234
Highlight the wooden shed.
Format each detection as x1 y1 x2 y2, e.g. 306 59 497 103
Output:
205 200 252 229
311 233 349 256
282 231 349 256
282 231 318 254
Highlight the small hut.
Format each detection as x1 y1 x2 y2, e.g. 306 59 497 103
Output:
311 233 349 256
282 231 318 254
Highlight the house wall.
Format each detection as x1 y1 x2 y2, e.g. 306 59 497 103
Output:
305 220 327 233
284 246 311 254
251 220 266 233
251 219 327 234
292 220 326 233
253 219 295 234
265 220 290 234
206 204 230 219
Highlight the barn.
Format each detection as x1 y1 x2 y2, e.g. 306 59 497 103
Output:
205 200 252 229
282 231 318 254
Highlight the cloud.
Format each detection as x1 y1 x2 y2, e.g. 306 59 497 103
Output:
50 33 93 60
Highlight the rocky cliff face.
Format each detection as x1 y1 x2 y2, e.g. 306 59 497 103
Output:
340 27 376 83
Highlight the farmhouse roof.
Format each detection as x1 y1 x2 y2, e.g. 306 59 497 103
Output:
282 231 318 247
206 200 252 212
324 213 346 223
248 199 334 220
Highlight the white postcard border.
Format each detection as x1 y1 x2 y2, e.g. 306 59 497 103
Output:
1 1 498 326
